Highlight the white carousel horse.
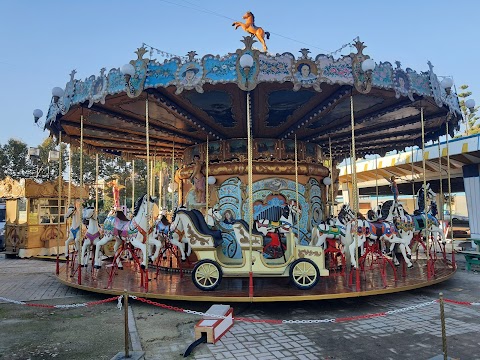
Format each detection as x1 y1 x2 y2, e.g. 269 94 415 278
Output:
255 201 301 238
80 203 101 267
93 195 161 269
310 204 355 249
414 184 445 242
169 204 223 261
64 202 82 259
351 201 413 269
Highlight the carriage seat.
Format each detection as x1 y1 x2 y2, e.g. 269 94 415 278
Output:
187 209 223 247
234 219 263 236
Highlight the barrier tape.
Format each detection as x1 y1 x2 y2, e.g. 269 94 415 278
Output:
1 295 478 325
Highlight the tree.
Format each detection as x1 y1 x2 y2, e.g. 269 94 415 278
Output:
0 139 34 180
458 84 479 136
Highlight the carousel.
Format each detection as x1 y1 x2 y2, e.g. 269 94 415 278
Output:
39 13 461 302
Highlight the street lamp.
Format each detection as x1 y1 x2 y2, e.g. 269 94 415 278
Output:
440 77 454 95
464 98 476 136
52 87 64 103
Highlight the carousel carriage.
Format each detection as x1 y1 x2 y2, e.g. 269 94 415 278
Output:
40 12 460 300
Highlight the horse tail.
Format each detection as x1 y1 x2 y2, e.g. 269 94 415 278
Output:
265 31 270 39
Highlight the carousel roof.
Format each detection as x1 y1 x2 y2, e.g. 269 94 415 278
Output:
44 37 462 160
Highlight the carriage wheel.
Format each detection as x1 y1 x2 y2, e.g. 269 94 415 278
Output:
192 260 223 291
289 259 320 290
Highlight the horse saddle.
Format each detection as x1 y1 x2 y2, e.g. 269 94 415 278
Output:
368 222 394 237
156 221 170 234
113 217 132 239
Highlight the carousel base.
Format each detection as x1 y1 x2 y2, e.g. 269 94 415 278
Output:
55 256 456 303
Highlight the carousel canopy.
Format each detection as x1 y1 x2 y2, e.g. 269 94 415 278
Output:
44 37 461 160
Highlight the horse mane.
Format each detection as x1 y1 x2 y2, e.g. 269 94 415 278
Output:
133 194 145 217
381 200 393 219
160 215 170 226
248 11 254 22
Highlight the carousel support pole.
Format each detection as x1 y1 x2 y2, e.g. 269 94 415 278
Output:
294 135 300 240
95 154 99 216
438 138 444 219
411 145 415 210
247 91 254 299
171 142 175 211
329 137 334 216
420 107 432 279
78 113 84 284
158 157 162 210
446 120 455 266
131 160 135 215
375 155 379 209
56 132 62 276
350 95 360 290
68 144 72 208
206 137 209 216
145 95 151 292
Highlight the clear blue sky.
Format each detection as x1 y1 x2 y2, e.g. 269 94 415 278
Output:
1 0 478 147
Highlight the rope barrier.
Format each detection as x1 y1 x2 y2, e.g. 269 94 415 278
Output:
1 295 479 324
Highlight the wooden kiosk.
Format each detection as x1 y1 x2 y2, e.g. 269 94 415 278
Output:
0 176 87 258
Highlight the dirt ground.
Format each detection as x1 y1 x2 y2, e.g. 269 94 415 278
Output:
0 294 125 360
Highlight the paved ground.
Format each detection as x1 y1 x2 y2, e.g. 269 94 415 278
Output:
1 254 479 360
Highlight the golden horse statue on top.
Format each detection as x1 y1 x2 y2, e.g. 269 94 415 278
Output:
232 11 270 52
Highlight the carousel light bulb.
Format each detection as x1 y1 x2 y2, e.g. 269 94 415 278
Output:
33 109 43 123
121 63 135 82
323 177 332 186
361 59 375 73
207 176 216 185
465 98 476 112
239 53 254 69
51 87 64 103
441 77 453 95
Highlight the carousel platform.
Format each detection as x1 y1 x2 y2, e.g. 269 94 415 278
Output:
55 256 456 303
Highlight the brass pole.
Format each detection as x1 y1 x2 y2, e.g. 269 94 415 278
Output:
329 137 334 216
56 132 62 275
79 114 84 266
145 96 150 281
446 121 455 264
206 137 209 216
421 107 431 276
247 91 254 298
350 95 360 288
131 160 135 215
95 154 99 215
411 145 415 211
171 142 175 210
438 138 444 220
68 145 72 206
158 157 162 210
375 155 378 209
294 134 300 240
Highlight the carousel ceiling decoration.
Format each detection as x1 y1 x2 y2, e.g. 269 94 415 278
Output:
44 32 462 159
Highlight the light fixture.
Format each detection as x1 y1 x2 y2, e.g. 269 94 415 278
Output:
28 147 40 158
465 98 476 112
323 176 332 186
48 150 60 162
120 63 135 83
361 59 375 73
33 109 43 123
239 53 254 78
51 87 64 103
440 77 453 95
207 176 217 185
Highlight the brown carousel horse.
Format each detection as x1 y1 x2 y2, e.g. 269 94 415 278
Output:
232 11 270 52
